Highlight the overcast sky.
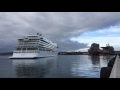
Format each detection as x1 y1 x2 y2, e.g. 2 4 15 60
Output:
0 12 120 52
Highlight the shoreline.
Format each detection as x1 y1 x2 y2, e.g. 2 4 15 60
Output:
0 52 13 55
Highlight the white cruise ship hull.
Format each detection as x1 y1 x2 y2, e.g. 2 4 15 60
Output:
9 51 58 59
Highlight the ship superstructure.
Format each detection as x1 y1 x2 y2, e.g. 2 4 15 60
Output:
101 44 114 55
9 33 58 59
88 43 102 55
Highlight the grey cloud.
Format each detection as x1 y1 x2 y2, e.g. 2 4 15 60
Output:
0 12 120 52
57 40 88 51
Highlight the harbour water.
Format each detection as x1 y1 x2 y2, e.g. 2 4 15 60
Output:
0 55 114 78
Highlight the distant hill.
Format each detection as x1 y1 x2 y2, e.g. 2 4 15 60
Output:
0 52 13 55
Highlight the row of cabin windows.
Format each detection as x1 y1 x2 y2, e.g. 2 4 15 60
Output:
19 40 39 43
18 40 53 44
15 50 54 52
18 39 39 42
18 42 38 44
15 50 55 53
18 38 54 44
16 44 56 49
15 51 39 53
16 45 55 49
40 42 57 48
18 40 39 42
18 41 49 44
18 40 49 45
39 42 54 46
16 45 50 48
16 48 55 51
16 48 38 50
17 44 38 46
40 40 49 44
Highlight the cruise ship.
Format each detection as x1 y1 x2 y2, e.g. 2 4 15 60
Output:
9 33 58 59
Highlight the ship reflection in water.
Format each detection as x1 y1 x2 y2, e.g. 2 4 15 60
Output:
89 56 100 65
89 56 101 75
12 57 57 78
70 55 101 78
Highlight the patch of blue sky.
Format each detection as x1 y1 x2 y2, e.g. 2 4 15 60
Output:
70 25 120 51
71 25 120 41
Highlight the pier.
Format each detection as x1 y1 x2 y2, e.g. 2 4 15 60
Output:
100 54 120 78
109 54 120 78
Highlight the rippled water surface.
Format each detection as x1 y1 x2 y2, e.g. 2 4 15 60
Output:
0 55 114 78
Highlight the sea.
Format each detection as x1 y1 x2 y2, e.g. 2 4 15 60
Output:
0 55 114 78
